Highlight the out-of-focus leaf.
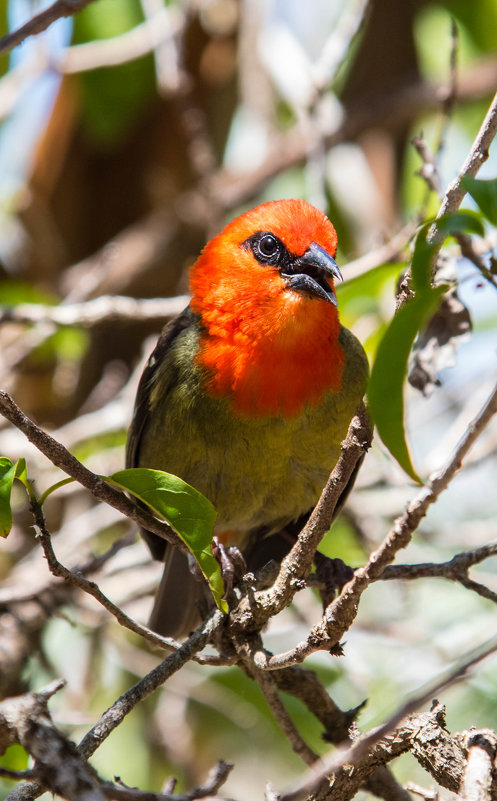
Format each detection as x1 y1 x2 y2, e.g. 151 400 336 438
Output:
0 744 29 772
0 280 57 305
30 328 89 366
369 211 485 479
0 457 27 537
461 176 497 225
337 262 403 316
108 468 227 613
444 0 497 52
73 0 155 146
368 286 447 482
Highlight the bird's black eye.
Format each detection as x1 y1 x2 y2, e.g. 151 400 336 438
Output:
258 234 279 257
242 231 287 265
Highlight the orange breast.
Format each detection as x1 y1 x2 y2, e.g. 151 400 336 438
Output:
193 278 345 417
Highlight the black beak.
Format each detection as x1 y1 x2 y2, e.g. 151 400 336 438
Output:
281 242 343 306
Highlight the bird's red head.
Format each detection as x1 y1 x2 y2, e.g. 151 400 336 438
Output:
190 199 346 417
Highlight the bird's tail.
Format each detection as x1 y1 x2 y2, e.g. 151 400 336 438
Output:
149 548 203 639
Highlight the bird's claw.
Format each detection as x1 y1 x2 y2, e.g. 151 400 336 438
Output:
212 537 247 600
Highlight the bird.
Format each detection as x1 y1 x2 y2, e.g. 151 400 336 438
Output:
126 199 368 638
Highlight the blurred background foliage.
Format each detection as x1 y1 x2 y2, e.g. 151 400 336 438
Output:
0 0 496 799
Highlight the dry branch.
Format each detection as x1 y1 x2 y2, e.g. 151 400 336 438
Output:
0 680 233 801
381 541 497 604
61 5 182 75
0 391 189 557
279 634 497 801
78 609 224 760
0 0 100 54
0 680 107 801
229 405 372 633
29 496 182 651
398 88 497 306
0 296 189 328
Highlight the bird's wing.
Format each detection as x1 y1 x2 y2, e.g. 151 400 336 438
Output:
126 305 196 471
125 305 207 638
125 304 197 560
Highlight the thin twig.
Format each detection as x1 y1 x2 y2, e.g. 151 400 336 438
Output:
0 390 189 557
413 135 444 198
0 295 189 328
398 89 497 305
234 635 318 766
229 406 372 633
78 609 224 759
0 529 135 606
380 540 497 604
0 0 100 54
412 135 497 291
29 496 182 651
315 379 497 649
437 93 497 220
99 760 234 801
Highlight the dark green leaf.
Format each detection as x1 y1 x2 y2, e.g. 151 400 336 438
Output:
108 468 227 613
367 286 447 482
73 0 155 146
461 176 497 225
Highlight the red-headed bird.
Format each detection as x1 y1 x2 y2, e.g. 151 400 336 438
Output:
126 199 368 637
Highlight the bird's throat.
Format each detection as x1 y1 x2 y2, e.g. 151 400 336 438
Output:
195 297 345 417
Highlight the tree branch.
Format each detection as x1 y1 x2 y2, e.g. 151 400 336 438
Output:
0 391 190 557
78 609 224 759
380 541 497 604
313 379 497 649
229 405 372 633
234 634 319 766
28 496 183 651
458 730 497 801
0 0 101 55
0 295 189 328
279 633 497 801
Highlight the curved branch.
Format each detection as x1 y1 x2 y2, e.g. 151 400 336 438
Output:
0 391 189 558
0 0 100 55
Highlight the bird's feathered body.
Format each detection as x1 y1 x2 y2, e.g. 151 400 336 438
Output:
127 199 368 637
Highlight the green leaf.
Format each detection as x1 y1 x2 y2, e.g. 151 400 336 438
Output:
367 286 447 482
73 0 155 146
369 210 484 481
108 468 227 613
461 176 497 225
0 457 28 537
411 211 485 293
0 744 29 773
